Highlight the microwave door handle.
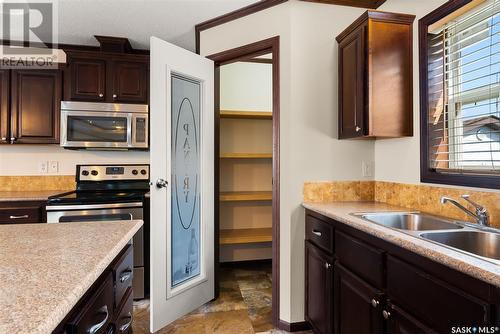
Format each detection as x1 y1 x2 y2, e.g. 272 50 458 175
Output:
127 113 133 148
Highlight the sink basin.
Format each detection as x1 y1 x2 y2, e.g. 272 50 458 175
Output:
360 212 462 231
421 231 500 260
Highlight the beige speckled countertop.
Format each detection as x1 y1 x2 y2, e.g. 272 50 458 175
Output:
0 220 143 334
0 190 70 202
303 201 500 287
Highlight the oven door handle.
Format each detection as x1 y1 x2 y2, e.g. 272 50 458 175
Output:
46 202 143 211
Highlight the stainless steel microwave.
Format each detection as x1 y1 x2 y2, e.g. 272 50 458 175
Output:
60 101 148 150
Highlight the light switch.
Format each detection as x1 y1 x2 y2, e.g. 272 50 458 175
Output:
49 161 59 174
362 161 373 177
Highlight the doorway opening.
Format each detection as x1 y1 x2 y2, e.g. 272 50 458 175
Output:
208 36 280 330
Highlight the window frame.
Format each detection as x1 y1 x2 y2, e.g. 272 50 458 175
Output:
419 0 500 189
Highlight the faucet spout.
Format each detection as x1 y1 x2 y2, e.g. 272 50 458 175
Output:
440 196 490 227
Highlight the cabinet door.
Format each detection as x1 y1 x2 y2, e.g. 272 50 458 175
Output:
0 70 9 144
112 60 148 103
68 57 106 101
334 263 384 334
386 302 437 334
10 69 61 144
338 25 366 139
305 241 334 334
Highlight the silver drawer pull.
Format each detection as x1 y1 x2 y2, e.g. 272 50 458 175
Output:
9 215 29 219
312 230 322 237
119 312 132 332
87 305 109 334
119 269 132 283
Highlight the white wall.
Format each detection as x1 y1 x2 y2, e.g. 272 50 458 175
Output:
373 0 450 184
0 145 148 175
200 0 375 323
220 61 273 111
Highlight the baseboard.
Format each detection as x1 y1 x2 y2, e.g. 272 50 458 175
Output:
278 319 311 332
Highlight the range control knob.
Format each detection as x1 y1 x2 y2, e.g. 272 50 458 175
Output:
91 170 98 176
81 170 89 176
140 169 147 175
132 169 138 175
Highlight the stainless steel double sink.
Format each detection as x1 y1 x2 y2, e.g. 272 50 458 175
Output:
351 212 500 263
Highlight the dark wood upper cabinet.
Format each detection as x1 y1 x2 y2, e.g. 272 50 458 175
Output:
10 69 61 144
0 70 9 144
336 11 415 139
334 263 384 334
67 57 107 101
64 51 149 104
112 60 148 103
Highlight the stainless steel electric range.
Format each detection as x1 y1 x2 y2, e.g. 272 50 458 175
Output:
46 164 150 299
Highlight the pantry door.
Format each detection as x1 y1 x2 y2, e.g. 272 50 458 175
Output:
149 36 214 333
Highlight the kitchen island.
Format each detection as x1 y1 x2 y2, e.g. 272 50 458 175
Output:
0 219 143 334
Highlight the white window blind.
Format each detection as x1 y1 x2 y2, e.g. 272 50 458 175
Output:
432 0 500 175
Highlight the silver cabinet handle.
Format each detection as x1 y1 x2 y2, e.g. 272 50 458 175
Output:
324 262 331 269
355 126 361 132
9 215 29 219
113 94 117 99
87 305 109 334
382 310 391 319
119 312 132 332
371 299 379 308
156 178 168 189
119 269 132 283
312 230 322 237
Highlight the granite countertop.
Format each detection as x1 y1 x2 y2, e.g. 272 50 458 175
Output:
0 220 143 334
0 190 70 202
303 201 500 287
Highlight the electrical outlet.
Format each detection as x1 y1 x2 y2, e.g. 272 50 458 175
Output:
49 161 59 174
362 161 373 177
39 161 48 174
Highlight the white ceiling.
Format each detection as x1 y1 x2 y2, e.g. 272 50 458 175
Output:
56 0 260 52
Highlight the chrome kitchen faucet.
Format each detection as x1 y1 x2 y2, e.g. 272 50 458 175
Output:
440 195 490 227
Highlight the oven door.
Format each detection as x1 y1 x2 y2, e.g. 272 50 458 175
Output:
61 110 132 149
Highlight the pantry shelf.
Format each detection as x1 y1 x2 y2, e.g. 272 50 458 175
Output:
220 228 272 245
220 191 272 202
220 110 272 120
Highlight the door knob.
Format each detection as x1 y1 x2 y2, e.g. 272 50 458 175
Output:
113 94 117 99
10 137 16 144
324 262 331 269
98 93 104 98
382 310 391 319
1 137 6 142
355 126 361 132
156 178 168 189
371 299 379 308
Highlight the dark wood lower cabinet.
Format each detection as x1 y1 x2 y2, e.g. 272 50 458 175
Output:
0 200 46 224
53 244 134 334
385 302 437 334
304 210 499 334
334 264 384 334
305 241 334 334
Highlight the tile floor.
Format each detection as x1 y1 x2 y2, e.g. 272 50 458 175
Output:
132 261 312 334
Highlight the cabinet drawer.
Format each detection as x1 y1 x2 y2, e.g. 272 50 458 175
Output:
305 215 334 253
66 272 114 334
335 230 384 288
387 255 491 332
114 288 133 334
112 244 133 308
0 207 41 224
